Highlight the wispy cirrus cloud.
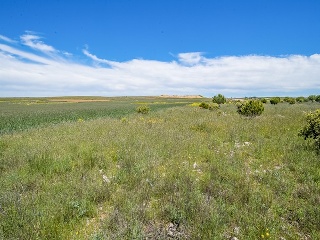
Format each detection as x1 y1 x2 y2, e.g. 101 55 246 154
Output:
0 34 16 43
82 48 118 67
20 32 56 54
0 32 320 97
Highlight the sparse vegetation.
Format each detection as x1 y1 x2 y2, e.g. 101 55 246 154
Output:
0 96 320 239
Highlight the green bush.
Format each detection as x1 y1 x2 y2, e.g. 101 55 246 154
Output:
270 97 280 105
199 102 219 110
260 98 267 103
199 102 210 109
283 97 290 102
212 94 226 105
299 109 320 151
284 97 296 104
208 103 220 110
288 98 296 104
296 96 307 103
136 105 150 114
308 95 317 102
237 100 264 117
316 95 320 103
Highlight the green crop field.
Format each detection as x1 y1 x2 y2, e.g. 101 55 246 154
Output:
0 97 199 135
0 97 319 239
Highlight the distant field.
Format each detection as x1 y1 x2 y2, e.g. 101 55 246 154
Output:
0 96 205 135
0 98 319 239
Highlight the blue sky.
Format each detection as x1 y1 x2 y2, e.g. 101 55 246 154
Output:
0 0 320 97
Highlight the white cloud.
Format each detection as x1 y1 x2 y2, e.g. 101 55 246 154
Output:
0 34 16 43
178 52 204 65
62 51 73 57
0 32 320 97
82 48 118 67
20 33 55 53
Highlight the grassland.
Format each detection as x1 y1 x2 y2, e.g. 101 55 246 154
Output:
0 97 319 239
0 96 197 135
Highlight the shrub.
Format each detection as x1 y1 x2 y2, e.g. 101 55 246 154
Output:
299 109 320 151
199 102 220 110
136 105 150 114
308 95 317 102
237 100 264 117
288 98 296 104
189 102 200 107
260 98 267 104
316 95 320 103
296 96 307 103
208 103 220 110
270 97 280 105
199 102 210 109
212 94 226 105
284 97 295 104
283 97 290 102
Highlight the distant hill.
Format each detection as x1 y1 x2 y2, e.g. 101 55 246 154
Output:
159 95 203 98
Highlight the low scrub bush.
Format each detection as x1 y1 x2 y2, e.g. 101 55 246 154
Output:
270 97 280 105
212 94 226 105
136 105 150 114
296 96 307 103
199 102 210 109
299 109 320 151
189 102 200 107
260 98 267 103
237 100 264 117
284 97 296 104
199 102 220 110
208 103 220 110
288 98 296 104
308 95 317 102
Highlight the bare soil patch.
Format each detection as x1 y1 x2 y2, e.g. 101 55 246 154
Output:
49 99 110 103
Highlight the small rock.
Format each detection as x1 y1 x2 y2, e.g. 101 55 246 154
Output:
167 222 179 238
167 230 175 238
193 162 197 169
233 226 240 235
102 175 110 183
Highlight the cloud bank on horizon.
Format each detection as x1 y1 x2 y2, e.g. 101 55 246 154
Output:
1 32 320 97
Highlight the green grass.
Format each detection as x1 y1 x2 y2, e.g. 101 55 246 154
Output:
0 97 199 135
0 99 319 239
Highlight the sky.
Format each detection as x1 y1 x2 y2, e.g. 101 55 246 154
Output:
0 0 320 97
